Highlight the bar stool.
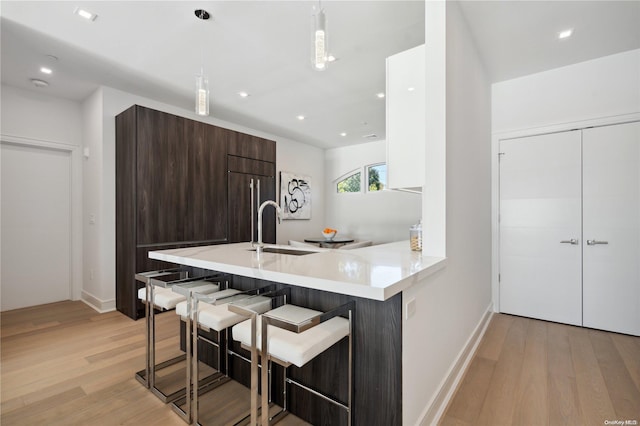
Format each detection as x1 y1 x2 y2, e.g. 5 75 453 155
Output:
135 268 225 403
171 283 275 425
231 291 355 426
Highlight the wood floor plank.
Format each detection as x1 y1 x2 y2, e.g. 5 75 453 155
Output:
511 319 548 425
569 326 617 425
589 329 640 420
475 315 528 425
4 380 141 425
0 386 87 425
475 313 514 361
438 414 471 426
610 332 640 392
121 404 187 426
547 321 582 425
548 374 582 426
442 356 496 424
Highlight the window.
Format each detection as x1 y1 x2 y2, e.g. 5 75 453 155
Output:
367 163 387 192
336 171 361 193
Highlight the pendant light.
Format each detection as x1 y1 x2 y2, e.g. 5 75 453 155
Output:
195 9 210 116
195 69 209 116
312 2 328 71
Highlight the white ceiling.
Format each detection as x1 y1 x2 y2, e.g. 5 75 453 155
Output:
2 1 639 149
457 0 640 83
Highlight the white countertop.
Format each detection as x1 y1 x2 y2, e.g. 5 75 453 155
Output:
149 241 446 301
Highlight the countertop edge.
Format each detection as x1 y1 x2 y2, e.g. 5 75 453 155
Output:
149 243 447 301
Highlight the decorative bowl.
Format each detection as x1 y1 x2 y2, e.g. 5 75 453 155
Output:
322 228 337 240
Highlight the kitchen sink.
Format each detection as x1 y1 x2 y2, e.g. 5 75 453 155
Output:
248 247 319 256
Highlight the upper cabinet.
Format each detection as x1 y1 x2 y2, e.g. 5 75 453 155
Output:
228 131 276 163
386 44 425 191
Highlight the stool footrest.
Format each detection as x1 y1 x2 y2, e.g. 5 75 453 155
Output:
134 354 221 404
286 377 349 411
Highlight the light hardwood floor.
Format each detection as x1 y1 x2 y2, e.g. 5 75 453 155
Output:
3 303 638 425
0 301 307 426
441 313 640 426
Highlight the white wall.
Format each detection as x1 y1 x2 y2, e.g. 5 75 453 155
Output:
276 138 325 244
493 49 640 134
82 86 324 309
324 140 421 243
0 84 84 304
403 2 493 424
490 48 640 324
1 84 83 145
81 88 108 309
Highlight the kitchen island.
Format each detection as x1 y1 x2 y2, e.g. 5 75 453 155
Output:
149 241 446 425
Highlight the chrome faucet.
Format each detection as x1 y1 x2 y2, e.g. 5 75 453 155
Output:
256 200 282 253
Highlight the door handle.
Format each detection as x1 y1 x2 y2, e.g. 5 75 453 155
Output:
586 240 608 245
560 239 579 245
250 179 255 246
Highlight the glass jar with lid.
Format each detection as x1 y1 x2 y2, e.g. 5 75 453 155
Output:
410 220 422 251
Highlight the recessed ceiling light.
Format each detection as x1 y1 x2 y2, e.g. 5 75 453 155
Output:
296 115 305 121
40 67 52 74
340 132 347 137
74 7 97 21
376 92 385 99
238 91 249 98
407 87 415 92
558 29 573 39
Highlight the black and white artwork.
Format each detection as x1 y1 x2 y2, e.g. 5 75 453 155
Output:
280 172 311 220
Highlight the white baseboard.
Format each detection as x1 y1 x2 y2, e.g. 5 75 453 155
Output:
81 290 116 313
419 303 494 426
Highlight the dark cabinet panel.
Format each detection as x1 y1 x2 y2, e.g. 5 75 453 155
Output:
228 155 276 176
117 105 241 319
184 121 228 242
136 108 185 245
228 173 276 244
228 131 276 163
115 107 137 318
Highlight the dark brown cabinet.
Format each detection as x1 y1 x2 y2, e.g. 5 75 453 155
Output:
133 109 229 245
227 138 277 244
228 171 276 244
116 105 276 320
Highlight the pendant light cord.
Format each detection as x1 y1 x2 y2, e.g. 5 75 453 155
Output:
200 11 205 76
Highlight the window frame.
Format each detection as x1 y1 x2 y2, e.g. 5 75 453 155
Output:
335 169 363 194
365 162 387 193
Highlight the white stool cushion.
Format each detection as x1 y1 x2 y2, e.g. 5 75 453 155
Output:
152 291 187 310
175 288 242 317
137 285 172 301
200 296 271 331
138 282 219 310
176 293 271 332
232 304 349 368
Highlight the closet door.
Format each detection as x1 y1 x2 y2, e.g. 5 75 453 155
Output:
583 121 640 336
499 130 582 325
